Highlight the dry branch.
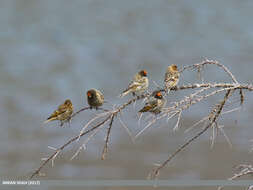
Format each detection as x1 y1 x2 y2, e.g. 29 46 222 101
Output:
29 115 111 179
101 114 115 160
149 90 232 179
30 94 148 179
218 164 253 190
29 59 253 180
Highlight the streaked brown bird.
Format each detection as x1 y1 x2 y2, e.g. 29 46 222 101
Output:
87 89 104 109
164 64 180 94
139 91 165 114
44 99 73 126
120 70 149 97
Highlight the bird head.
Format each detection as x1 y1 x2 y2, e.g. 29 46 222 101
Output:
64 99 72 106
155 91 163 99
139 70 148 77
87 90 93 99
169 64 178 72
87 89 98 99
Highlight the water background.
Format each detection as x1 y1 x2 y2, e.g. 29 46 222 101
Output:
1 0 253 189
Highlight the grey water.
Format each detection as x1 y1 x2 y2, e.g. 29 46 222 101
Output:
1 0 253 189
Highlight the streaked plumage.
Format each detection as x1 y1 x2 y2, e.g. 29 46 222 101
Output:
139 91 165 114
120 70 149 97
164 64 180 93
87 89 104 109
44 99 73 126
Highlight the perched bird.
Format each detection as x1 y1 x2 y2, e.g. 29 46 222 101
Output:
139 91 165 114
164 64 180 94
87 89 104 109
44 99 73 126
120 70 149 97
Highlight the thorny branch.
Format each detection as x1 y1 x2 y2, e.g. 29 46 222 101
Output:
229 164 253 180
29 114 111 179
101 114 115 160
149 90 232 179
71 106 109 118
71 106 90 118
30 94 146 179
30 59 253 180
218 164 253 190
180 58 239 84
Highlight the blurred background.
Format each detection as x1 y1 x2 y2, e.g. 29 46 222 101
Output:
1 0 253 189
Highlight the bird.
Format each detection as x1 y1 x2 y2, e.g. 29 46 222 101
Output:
87 89 104 109
164 64 180 94
44 99 73 127
139 91 165 114
120 70 149 97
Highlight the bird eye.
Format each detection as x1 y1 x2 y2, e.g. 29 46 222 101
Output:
87 92 92 97
156 92 162 97
142 70 147 76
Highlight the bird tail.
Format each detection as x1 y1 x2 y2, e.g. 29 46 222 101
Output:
119 89 130 97
164 85 171 95
44 116 56 124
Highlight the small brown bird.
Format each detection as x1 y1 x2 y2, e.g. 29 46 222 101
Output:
120 70 149 97
44 99 73 126
164 64 180 94
139 91 165 114
87 89 104 109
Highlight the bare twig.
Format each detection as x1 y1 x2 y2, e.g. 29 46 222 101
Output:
71 106 110 119
135 115 157 139
229 164 253 180
240 89 244 105
218 164 253 190
184 116 209 133
180 59 238 83
172 83 252 91
218 124 232 148
30 94 149 179
173 111 182 131
149 90 232 179
71 106 90 118
70 124 103 161
78 111 112 141
136 84 242 139
118 115 135 143
29 115 111 179
101 115 115 160
30 59 253 181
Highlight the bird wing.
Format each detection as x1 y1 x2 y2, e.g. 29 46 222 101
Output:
165 72 179 87
45 110 60 122
57 103 69 113
133 73 141 81
126 81 143 91
98 91 104 101
148 99 158 108
45 103 70 123
139 105 152 112
139 98 158 112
